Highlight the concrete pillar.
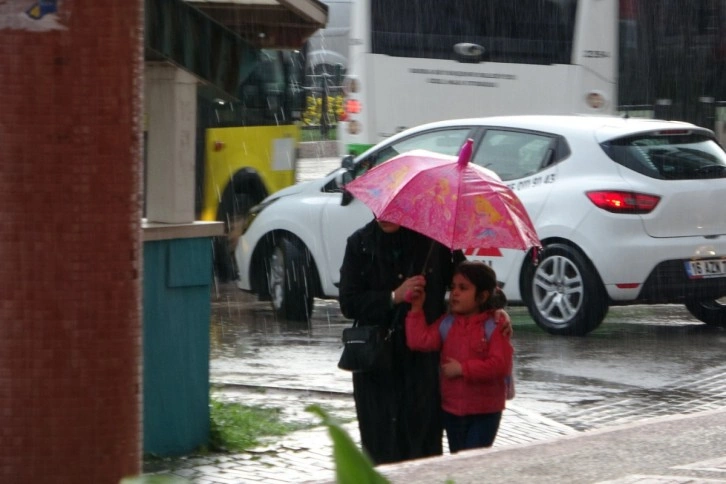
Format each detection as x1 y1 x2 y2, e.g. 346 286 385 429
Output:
0 2 143 482
145 63 198 223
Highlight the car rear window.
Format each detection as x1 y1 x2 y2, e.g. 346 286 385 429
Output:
601 131 726 180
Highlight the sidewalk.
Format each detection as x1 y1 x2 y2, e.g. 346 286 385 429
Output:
373 407 726 484
147 388 579 483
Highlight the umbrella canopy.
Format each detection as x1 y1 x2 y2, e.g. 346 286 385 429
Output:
344 139 541 252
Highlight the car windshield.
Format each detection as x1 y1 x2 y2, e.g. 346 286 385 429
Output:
602 131 726 180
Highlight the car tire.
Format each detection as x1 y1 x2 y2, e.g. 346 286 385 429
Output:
215 169 269 282
267 237 315 321
684 297 726 327
521 243 608 336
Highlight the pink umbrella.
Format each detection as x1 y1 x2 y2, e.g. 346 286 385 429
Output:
344 139 541 257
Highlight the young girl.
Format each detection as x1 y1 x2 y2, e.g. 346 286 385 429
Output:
405 260 514 453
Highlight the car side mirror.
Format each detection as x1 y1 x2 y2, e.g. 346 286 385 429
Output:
341 154 355 170
341 188 354 206
339 155 356 206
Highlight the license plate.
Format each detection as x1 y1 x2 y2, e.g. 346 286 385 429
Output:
684 258 726 279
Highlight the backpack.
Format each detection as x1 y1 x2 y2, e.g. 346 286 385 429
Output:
439 314 515 400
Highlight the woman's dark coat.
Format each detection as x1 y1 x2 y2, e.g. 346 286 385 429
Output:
338 220 464 465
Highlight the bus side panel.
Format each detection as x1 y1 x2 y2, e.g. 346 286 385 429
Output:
201 125 299 222
367 56 574 142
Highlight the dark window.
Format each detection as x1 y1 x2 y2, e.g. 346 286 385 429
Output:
370 0 577 64
201 50 304 128
602 131 726 180
617 0 725 127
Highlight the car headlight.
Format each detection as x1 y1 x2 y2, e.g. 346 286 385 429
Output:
241 198 278 235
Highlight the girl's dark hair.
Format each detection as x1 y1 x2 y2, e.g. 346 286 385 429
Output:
454 260 507 311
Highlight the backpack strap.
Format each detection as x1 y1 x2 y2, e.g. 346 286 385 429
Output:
439 314 496 341
438 313 455 341
483 317 496 341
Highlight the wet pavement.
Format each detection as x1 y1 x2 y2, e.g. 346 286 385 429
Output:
144 285 580 483
144 284 726 483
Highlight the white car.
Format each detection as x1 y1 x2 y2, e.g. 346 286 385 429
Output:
235 115 726 335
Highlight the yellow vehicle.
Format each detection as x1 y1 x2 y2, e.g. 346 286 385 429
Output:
197 49 304 279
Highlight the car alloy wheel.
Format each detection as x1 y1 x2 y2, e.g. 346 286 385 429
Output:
532 254 585 324
522 243 608 336
268 245 286 313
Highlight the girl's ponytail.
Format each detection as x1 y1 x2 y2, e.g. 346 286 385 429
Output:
482 286 507 311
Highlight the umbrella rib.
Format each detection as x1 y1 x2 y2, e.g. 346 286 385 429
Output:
378 165 434 216
451 166 465 249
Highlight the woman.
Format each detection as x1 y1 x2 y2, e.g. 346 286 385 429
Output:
339 219 462 464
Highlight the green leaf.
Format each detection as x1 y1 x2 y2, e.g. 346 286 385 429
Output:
306 405 390 484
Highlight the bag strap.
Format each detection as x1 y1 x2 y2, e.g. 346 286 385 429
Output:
353 299 405 330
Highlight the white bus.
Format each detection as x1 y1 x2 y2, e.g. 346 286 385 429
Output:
339 0 726 155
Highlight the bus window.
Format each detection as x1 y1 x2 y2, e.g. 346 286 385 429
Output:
371 0 577 64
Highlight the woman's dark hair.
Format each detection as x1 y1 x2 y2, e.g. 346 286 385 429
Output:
454 260 507 311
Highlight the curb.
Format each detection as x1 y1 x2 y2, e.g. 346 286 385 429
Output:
299 140 340 158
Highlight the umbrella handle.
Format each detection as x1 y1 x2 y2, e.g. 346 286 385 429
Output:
420 239 436 275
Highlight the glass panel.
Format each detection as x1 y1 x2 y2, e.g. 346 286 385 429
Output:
354 128 472 177
473 129 554 180
201 49 305 128
602 132 726 180
370 0 577 64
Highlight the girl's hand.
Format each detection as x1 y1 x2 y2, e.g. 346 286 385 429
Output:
441 357 462 379
494 309 513 337
394 275 427 309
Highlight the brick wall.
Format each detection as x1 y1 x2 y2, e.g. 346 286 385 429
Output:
0 2 143 481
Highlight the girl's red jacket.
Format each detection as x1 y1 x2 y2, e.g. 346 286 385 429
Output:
406 309 513 416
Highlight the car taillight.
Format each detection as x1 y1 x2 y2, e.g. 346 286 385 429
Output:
586 190 661 214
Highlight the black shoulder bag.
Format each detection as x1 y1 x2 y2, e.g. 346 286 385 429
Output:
337 322 394 373
338 235 407 373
